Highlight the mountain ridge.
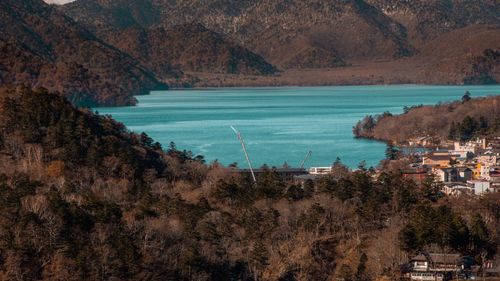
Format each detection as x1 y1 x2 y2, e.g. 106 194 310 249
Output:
61 0 500 84
62 0 416 68
95 23 277 76
1 0 499 107
0 0 278 107
0 0 167 106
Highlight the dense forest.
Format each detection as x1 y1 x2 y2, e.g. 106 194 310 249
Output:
0 87 497 280
353 93 500 144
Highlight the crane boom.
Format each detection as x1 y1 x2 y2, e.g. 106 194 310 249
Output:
300 150 312 169
230 126 256 183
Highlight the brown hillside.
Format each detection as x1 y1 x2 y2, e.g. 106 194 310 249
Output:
411 25 500 84
102 24 277 76
353 95 500 143
366 0 500 46
62 0 415 69
61 0 500 84
0 0 166 106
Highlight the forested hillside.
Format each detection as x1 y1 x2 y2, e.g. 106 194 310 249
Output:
0 86 497 280
62 0 500 83
62 0 414 68
353 94 500 144
3 0 497 103
0 0 277 107
0 0 167 106
101 24 277 76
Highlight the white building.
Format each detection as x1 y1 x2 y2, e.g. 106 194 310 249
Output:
309 167 332 175
479 165 492 180
467 180 491 195
434 168 458 183
451 139 486 158
477 152 497 166
443 183 472 196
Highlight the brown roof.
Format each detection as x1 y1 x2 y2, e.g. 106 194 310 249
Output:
412 253 461 264
237 168 308 174
403 168 428 174
425 155 451 161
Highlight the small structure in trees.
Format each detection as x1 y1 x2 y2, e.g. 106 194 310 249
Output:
403 253 462 281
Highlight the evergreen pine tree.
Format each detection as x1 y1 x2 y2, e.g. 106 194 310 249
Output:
385 143 398 160
250 240 268 269
470 213 492 255
462 91 472 103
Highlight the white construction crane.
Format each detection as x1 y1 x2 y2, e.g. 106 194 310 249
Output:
300 150 312 169
230 126 257 183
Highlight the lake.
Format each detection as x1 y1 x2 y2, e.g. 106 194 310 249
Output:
98 85 500 169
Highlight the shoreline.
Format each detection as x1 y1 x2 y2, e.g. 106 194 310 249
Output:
162 83 500 91
163 58 500 90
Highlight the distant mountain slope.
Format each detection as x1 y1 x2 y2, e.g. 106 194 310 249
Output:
365 0 500 45
60 0 500 84
96 24 277 76
59 0 160 32
0 0 166 106
410 25 500 84
60 1 278 75
62 0 415 69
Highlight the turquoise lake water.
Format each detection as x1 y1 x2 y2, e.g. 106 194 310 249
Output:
98 85 500 168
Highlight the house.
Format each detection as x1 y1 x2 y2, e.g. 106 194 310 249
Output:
451 141 477 158
423 155 455 167
484 260 500 277
489 169 500 189
237 167 308 182
409 136 433 147
405 253 462 281
434 168 459 183
402 168 428 184
467 180 491 195
309 167 332 175
477 152 497 166
443 183 472 196
457 167 472 181
433 150 452 156
475 163 491 180
454 139 486 153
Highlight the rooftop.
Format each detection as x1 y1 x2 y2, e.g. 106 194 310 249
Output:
424 155 452 161
411 253 461 264
237 168 308 173
294 174 321 181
